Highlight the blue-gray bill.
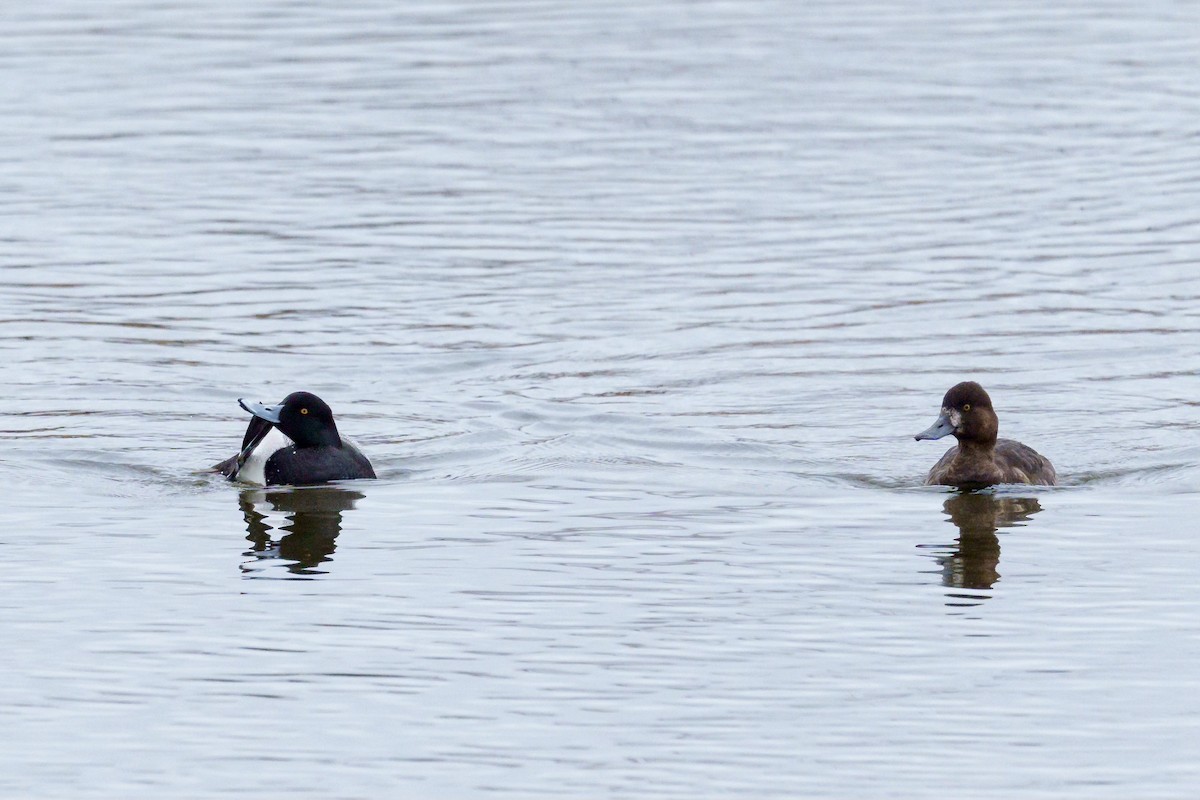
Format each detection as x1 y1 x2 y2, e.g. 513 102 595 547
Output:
238 398 283 425
915 413 954 441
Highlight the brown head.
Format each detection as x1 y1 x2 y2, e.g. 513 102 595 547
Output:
914 381 999 446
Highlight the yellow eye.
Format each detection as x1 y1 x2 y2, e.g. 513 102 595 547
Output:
300 408 309 415
963 403 971 411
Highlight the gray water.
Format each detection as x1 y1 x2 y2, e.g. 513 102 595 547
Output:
3 1 1200 797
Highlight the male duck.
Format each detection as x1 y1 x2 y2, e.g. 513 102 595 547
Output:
215 391 376 486
915 381 1056 488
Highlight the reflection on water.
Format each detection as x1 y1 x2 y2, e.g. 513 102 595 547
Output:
920 492 1043 606
239 487 365 577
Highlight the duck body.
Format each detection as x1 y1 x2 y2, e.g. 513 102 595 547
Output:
216 391 376 486
236 428 375 486
915 382 1056 488
923 438 1056 488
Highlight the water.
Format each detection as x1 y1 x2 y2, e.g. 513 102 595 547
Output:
3 1 1200 796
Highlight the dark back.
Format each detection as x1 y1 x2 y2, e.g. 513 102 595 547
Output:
264 442 376 486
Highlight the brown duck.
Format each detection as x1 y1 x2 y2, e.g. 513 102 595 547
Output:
915 381 1056 488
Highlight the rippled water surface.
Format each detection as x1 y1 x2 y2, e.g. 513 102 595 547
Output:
4 1 1200 797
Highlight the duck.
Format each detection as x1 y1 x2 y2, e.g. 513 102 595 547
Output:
914 381 1056 488
214 391 376 486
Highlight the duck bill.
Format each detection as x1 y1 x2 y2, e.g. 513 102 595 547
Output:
238 398 283 425
914 412 955 441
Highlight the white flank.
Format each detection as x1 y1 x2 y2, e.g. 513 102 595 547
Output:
236 427 293 486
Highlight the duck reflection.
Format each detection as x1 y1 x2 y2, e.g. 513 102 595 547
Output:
239 487 365 577
921 491 1042 605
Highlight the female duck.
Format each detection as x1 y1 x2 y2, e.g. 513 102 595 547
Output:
216 391 376 486
915 381 1056 488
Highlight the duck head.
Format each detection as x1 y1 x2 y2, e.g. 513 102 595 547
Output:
915 381 999 446
239 391 343 448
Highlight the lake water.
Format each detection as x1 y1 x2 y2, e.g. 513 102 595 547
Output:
3 1 1200 797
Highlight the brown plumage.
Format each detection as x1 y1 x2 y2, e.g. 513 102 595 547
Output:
915 381 1056 488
